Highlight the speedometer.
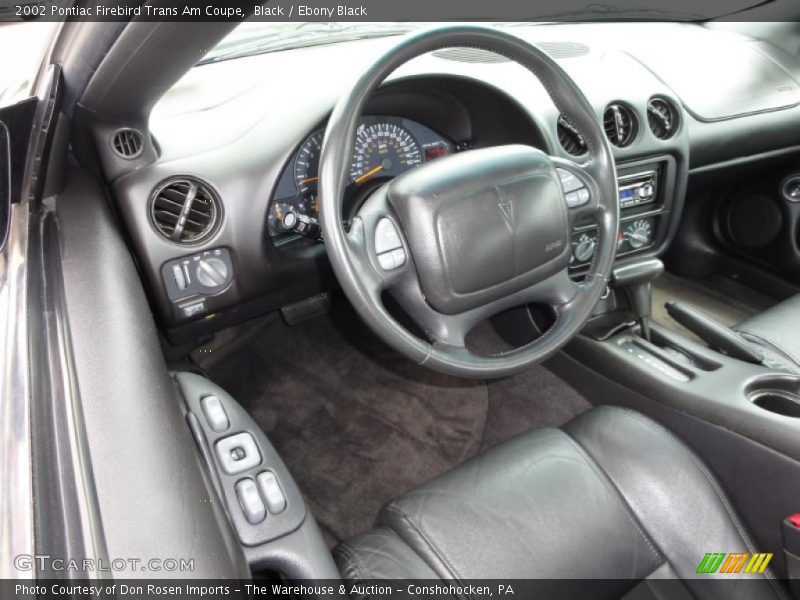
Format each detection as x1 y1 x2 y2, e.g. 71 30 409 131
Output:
350 122 422 184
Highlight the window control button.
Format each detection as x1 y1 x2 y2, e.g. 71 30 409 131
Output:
215 432 261 475
235 479 266 524
257 471 287 514
201 395 229 433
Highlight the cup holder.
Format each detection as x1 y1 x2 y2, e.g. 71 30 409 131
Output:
746 376 800 418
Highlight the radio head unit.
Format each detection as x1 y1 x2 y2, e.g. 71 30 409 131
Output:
618 170 657 208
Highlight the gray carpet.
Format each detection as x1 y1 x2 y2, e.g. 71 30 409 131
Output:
196 301 590 541
652 272 776 344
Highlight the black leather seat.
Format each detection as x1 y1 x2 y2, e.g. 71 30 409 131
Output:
334 406 787 599
736 295 800 371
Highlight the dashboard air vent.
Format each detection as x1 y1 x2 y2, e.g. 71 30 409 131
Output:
557 116 587 156
536 42 590 59
150 177 221 244
603 104 638 148
432 42 589 64
432 48 510 63
647 97 680 140
111 128 144 159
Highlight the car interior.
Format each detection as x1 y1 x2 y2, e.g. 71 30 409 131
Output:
8 14 800 597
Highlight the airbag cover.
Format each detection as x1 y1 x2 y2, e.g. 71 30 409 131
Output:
387 145 569 315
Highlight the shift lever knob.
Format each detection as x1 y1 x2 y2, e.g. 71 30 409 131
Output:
611 259 664 341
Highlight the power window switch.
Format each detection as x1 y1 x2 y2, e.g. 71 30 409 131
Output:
257 471 286 514
235 479 266 524
201 395 229 433
215 432 261 475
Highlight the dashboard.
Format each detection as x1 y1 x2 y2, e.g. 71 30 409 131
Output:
268 116 454 242
107 22 800 343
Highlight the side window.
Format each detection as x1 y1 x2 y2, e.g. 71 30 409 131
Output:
0 97 36 251
0 123 8 250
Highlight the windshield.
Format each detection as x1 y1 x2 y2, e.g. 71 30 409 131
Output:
199 22 424 65
200 0 775 65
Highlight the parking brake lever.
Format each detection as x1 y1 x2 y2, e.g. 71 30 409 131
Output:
664 300 765 365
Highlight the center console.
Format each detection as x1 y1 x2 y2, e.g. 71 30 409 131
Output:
547 258 800 578
569 156 679 272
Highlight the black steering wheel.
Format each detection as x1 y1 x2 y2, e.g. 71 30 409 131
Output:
319 26 619 378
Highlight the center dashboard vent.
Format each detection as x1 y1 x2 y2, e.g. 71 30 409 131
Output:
111 128 144 159
557 116 587 156
603 104 638 148
149 177 222 244
647 97 680 140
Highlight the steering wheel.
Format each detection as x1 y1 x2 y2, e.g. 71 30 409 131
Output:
319 26 619 378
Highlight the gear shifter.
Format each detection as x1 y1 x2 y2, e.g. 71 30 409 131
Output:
611 259 665 342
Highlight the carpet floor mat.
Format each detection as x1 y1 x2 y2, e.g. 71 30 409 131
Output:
197 300 590 541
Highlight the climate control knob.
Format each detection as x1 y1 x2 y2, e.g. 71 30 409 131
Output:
572 235 596 263
624 220 653 250
196 257 229 288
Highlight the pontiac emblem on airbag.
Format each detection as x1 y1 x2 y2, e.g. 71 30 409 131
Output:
497 188 515 232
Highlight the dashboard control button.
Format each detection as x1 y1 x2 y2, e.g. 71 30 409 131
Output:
375 218 403 254
565 189 590 208
557 168 583 193
215 432 261 475
257 471 287 514
236 479 266 524
377 252 396 271
201 395 229 433
196 257 229 288
179 298 206 318
390 248 406 268
172 264 187 290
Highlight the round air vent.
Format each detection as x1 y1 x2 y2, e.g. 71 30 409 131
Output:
603 104 638 148
557 116 587 156
111 128 144 159
647 97 680 140
149 177 222 244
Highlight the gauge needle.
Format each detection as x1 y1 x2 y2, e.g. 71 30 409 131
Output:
275 204 283 220
299 176 318 185
355 165 383 184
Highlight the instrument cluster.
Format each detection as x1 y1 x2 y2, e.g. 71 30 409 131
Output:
267 116 454 242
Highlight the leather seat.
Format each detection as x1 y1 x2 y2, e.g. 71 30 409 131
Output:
334 406 787 600
735 295 800 371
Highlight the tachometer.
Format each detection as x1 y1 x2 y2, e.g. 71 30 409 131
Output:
294 131 323 193
350 122 422 184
